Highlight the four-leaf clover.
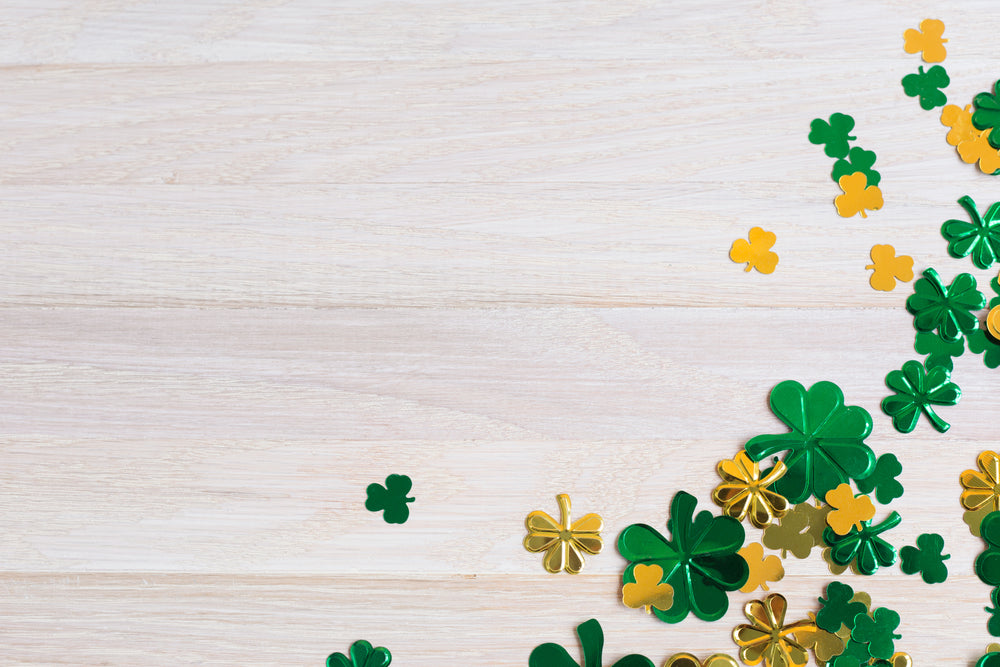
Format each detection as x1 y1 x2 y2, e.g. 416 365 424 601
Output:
855 453 904 504
941 196 1000 269
327 640 392 667
902 65 950 110
851 608 902 660
529 618 654 667
365 474 414 524
881 359 961 433
822 511 901 576
809 113 857 158
973 79 1000 149
905 268 985 342
524 494 603 574
899 532 950 584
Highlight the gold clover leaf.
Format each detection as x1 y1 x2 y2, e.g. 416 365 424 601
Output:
733 594 812 667
524 493 603 574
712 451 790 529
622 563 675 614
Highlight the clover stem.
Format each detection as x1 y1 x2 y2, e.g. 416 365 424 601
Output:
958 195 985 227
556 493 572 527
922 405 951 433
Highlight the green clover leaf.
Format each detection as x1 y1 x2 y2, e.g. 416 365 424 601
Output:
969 329 1000 369
973 79 1000 149
365 474 414 524
855 453 904 504
815 580 867 633
617 491 747 623
989 276 1000 310
851 607 901 660
809 113 857 158
744 380 875 504
823 511 901 576
327 640 392 667
976 512 1000 586
529 619 654 667
906 268 985 343
914 331 964 371
881 360 961 433
986 586 1000 637
902 65 949 110
831 147 881 186
900 532 950 584
980 652 1000 667
941 196 1000 270
829 655 864 667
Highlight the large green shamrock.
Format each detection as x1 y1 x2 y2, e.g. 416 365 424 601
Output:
975 511 1000 586
905 268 985 343
969 329 1000 369
854 453 903 504
980 651 1000 667
902 65 949 110
808 113 856 158
815 580 867 633
529 619 653 667
900 532 950 584
831 147 880 186
744 380 875 504
327 640 392 667
881 359 961 433
973 79 1000 149
851 608 901 660
823 511 900 576
365 474 414 524
941 196 1000 270
914 331 964 371
617 491 747 623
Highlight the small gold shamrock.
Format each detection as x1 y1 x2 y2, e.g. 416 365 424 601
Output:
730 227 779 274
961 451 1000 536
790 613 845 663
835 172 883 218
524 493 603 574
762 506 814 559
733 593 812 667
941 104 979 147
712 451 789 528
621 563 675 614
738 542 785 593
866 244 914 292
824 483 876 536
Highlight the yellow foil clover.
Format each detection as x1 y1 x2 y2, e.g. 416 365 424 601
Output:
961 451 1000 536
733 593 812 667
712 451 790 529
524 493 603 574
622 563 675 614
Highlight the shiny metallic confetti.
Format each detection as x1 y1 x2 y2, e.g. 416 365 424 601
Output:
621 563 674 614
732 593 812 667
824 483 876 536
327 640 392 667
763 505 816 559
712 451 789 528
664 655 739 667
823 512 900 575
524 493 603 574
738 542 785 593
528 618 653 667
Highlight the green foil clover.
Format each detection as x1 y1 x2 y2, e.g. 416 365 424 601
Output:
902 65 949 110
914 331 964 371
327 640 392 667
822 511 901 576
941 196 1000 269
855 453 904 504
831 147 881 186
617 491 748 623
528 618 654 667
815 580 867 633
365 474 414 524
744 380 875 505
900 532 950 584
881 359 961 433
975 511 1000 587
987 587 1000 636
980 651 1000 667
973 79 1000 149
905 268 985 343
851 608 901 660
969 329 1000 369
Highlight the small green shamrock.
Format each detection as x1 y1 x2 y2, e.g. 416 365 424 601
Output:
831 147 881 186
528 618 654 667
941 196 1000 270
816 580 867 633
809 113 857 158
851 607 901 660
900 532 950 584
829 655 864 667
969 328 1000 369
914 331 964 371
881 359 961 433
617 491 747 623
365 474 414 524
906 268 985 343
976 511 1000 587
823 511 900 576
745 380 875 504
973 79 1000 149
902 65 949 110
327 640 392 667
839 639 873 663
855 453 904 504
987 587 1000 636
988 276 1000 310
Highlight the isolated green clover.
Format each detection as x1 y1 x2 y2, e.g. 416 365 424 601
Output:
914 331 964 371
365 474 414 524
900 532 950 584
851 608 901 660
976 511 1000 587
855 453 904 504
809 113 857 158
815 580 867 633
941 196 1000 269
831 147 881 186
529 618 654 667
969 329 1000 369
973 79 1000 149
881 359 960 433
617 491 747 623
906 268 985 343
902 65 949 110
823 511 901 576
744 380 875 504
327 640 392 667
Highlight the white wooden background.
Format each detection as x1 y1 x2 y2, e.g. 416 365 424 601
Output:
2 1 999 664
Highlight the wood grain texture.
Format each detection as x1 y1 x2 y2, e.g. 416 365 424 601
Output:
1 2 998 665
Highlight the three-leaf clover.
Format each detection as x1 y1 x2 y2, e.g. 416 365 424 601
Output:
835 172 883 218
365 474 414 524
815 581 867 633
744 380 875 504
729 227 778 274
914 331 964 371
832 147 881 186
973 79 1000 149
958 128 1000 175
900 532 950 584
902 65 950 110
824 483 876 536
866 244 913 292
762 505 814 558
809 113 857 158
941 104 979 146
327 640 392 667
855 453 904 504
792 613 847 663
941 196 1000 269
986 587 1000 636
903 18 947 63
906 268 985 343
823 511 901 575
975 511 1000 587
617 491 748 623
737 542 784 593
621 563 674 614
881 359 961 433
528 618 654 667
969 328 1000 369
851 608 901 660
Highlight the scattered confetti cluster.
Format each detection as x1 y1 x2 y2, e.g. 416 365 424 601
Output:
809 113 884 218
901 20 949 110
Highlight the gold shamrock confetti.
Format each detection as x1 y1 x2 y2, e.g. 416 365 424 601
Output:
762 506 815 559
664 654 739 667
621 563 674 614
961 451 1000 536
523 493 603 574
790 613 845 664
733 593 812 667
738 542 785 593
712 451 790 528
824 483 876 535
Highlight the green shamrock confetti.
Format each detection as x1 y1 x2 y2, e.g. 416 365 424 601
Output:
744 380 875 504
617 491 747 623
987 587 1000 636
988 276 1000 309
969 329 1000 368
973 79 1000 149
327 640 392 667
900 532 950 584
816 580 867 633
941 196 1000 270
365 474 414 524
906 268 985 343
976 511 1000 587
829 655 864 667
881 359 961 433
823 511 901 576
855 453 904 504
914 331 964 371
851 608 901 660
902 65 949 110
980 651 1000 667
831 147 881 186
809 113 857 158
839 639 874 663
529 618 654 667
